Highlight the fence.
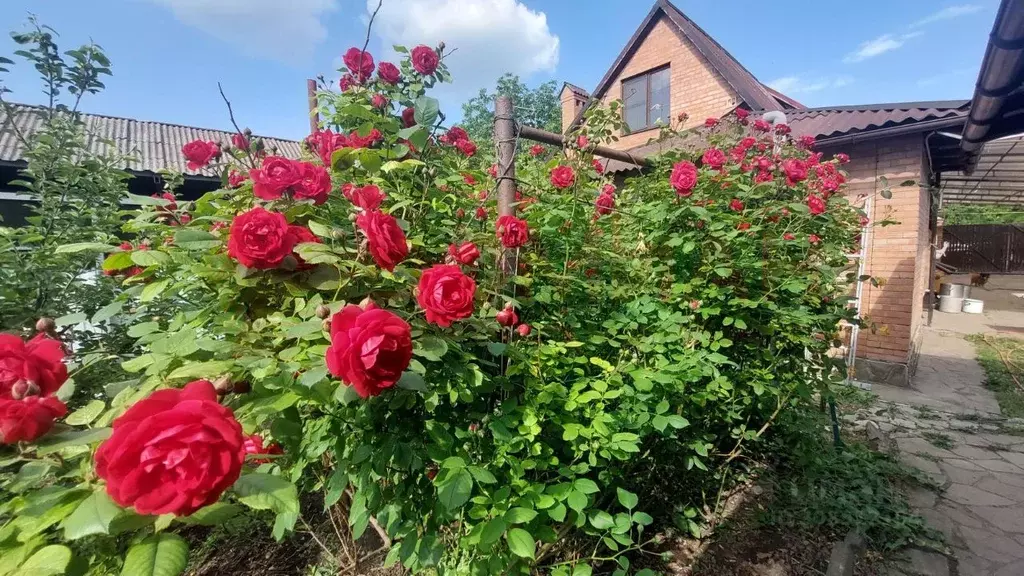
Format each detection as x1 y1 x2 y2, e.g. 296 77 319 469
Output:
941 224 1024 274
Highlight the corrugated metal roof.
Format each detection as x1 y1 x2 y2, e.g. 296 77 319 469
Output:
786 101 970 141
562 82 590 98
0 103 301 177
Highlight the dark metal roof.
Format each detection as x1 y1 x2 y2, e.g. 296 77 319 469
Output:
787 101 970 141
0 103 301 177
561 82 590 98
943 136 1024 204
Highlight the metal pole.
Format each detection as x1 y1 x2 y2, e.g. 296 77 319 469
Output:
307 79 320 134
494 96 517 219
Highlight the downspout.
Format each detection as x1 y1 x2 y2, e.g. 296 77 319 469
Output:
924 131 946 327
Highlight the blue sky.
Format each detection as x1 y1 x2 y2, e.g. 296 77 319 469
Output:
0 0 998 141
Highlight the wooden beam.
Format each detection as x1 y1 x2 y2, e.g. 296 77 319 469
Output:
518 125 651 167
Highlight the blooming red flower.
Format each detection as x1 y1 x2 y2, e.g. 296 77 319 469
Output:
807 194 826 215
441 126 469 145
243 433 283 465
357 211 408 271
339 74 355 92
326 303 412 398
495 305 518 327
346 184 385 211
371 94 389 109
602 183 616 195
227 207 296 269
595 191 615 217
809 234 821 244
343 47 375 81
783 233 796 241
0 396 66 444
705 117 719 128
729 198 745 212
348 128 382 149
250 156 304 200
417 264 477 327
402 107 416 128
860 216 870 227
517 324 532 337
755 170 773 184
496 215 529 248
529 144 544 157
550 165 576 189
735 108 750 123
753 119 771 132
677 111 689 123
782 158 808 186
456 139 477 157
182 140 219 171
411 45 439 75
702 148 727 169
836 153 850 164
775 124 791 135
95 380 244 516
377 61 400 84
577 135 589 148
475 206 487 220
670 161 698 196
448 242 480 266
463 173 476 186
0 334 68 400
232 133 249 151
737 222 751 231
488 164 498 179
309 130 348 167
228 170 246 188
797 135 816 149
592 159 604 174
295 162 331 205
456 208 465 219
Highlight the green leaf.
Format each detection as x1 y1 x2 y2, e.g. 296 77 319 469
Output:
166 360 234 380
504 507 538 524
548 503 567 522
55 242 114 254
35 428 111 455
140 279 171 302
414 96 440 127
506 528 535 559
176 503 242 526
574 478 599 494
65 399 105 426
567 490 587 512
616 488 638 510
123 192 173 206
120 533 188 576
880 189 893 200
19 544 72 575
91 300 123 324
397 371 426 391
414 336 448 361
486 342 507 356
467 466 496 484
298 366 329 388
102 251 134 271
233 473 299 515
589 510 615 530
128 322 160 337
572 564 593 576
480 517 506 545
131 250 170 267
437 468 473 511
55 311 87 327
63 490 122 540
173 229 221 250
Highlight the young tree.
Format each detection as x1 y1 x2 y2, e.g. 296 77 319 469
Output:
460 73 560 142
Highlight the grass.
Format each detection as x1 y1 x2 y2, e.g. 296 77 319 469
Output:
967 334 1024 418
921 431 955 450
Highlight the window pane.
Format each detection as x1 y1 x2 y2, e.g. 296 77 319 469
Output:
649 68 670 127
622 76 647 132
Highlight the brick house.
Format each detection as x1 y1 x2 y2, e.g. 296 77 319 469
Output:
559 0 978 386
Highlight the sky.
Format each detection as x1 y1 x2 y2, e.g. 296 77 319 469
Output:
0 0 999 141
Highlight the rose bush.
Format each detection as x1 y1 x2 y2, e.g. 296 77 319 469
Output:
0 37 873 576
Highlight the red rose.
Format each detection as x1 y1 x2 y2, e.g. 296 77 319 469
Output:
295 162 331 205
737 222 750 231
347 128 382 149
775 124 791 135
243 433 283 465
860 216 870 227
729 198 744 212
705 117 719 128
0 396 66 444
735 108 750 123
495 305 518 327
227 206 297 269
402 107 416 128
326 304 412 398
702 148 726 169
182 140 219 171
670 161 698 196
232 133 250 151
488 164 498 179
782 159 808 186
456 208 465 219
836 153 850 164
371 94 389 109
94 380 244 516
807 194 826 215
463 173 477 186
250 156 304 200
343 47 375 81
594 192 615 216
517 324 532 337
346 184 385 211
339 74 355 92
377 61 400 84
677 111 689 123
411 45 439 75
228 170 246 188
783 233 796 241
593 159 604 174
550 165 576 189
441 126 468 145
798 135 816 149
357 211 408 271
496 215 529 248
739 137 756 150
755 170 773 184
456 139 477 157
448 242 480 266
529 144 544 157
417 264 477 327
309 130 349 167
475 206 487 220
289 225 320 270
577 135 589 148
753 119 771 132
602 183 616 195
809 234 821 244
0 334 67 399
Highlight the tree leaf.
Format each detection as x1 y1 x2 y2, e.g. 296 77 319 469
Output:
55 311 87 327
176 502 241 526
65 399 105 426
566 490 587 512
91 300 123 324
120 533 188 576
18 544 72 575
480 517 506 545
437 468 473 511
298 366 329 388
173 229 221 250
414 336 448 361
616 488 638 510
166 360 234 380
574 478 599 494
34 428 111 455
397 371 426 391
55 242 114 254
131 250 169 267
233 473 299 514
504 507 538 524
140 279 170 302
414 96 440 127
102 251 134 271
506 528 535 559
589 510 615 530
62 490 122 540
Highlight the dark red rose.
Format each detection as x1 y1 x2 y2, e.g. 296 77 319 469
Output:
343 47 375 81
227 206 297 269
456 208 465 219
670 161 698 196
371 93 389 109
0 334 67 399
448 242 480 266
95 380 244 516
441 126 468 145
593 159 604 174
577 135 589 148
250 156 304 200
782 158 808 186
739 137 756 150
595 191 615 216
294 162 331 205
807 194 826 215
755 170 773 184
309 130 349 167
753 119 771 132
735 108 750 123
339 74 355 92
737 222 751 231
798 135 816 149
182 140 219 171
809 234 821 244
232 133 249 151
496 215 529 248
347 128 382 149
402 107 416 128
411 45 439 75
860 216 870 227
836 153 850 164
346 184 385 211
488 164 498 179
517 324 531 337
550 165 576 189
289 225 320 270
702 148 726 169
529 144 544 157
775 124 791 135
475 206 487 220
705 117 719 128
783 233 796 241
456 139 477 157
0 396 66 444
729 198 744 212
602 183 616 195
357 211 408 271
377 61 400 84
677 111 689 123
417 264 477 327
228 170 247 188
243 433 283 465
495 305 518 327
463 173 476 186
326 303 412 398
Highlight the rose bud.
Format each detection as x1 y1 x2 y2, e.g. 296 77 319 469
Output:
11 380 41 400
232 380 251 394
315 304 331 319
456 208 465 219
322 319 332 332
426 467 438 481
517 324 532 337
495 305 518 327
689 300 701 310
469 423 479 432
213 374 234 395
35 317 56 333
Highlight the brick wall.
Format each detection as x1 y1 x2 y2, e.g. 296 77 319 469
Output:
560 88 586 133
828 135 929 365
563 14 741 148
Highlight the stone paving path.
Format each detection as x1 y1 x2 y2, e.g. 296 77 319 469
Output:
849 329 1024 576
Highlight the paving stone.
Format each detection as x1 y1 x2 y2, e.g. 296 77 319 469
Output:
976 458 1024 473
901 454 947 484
906 486 938 509
982 433 1024 446
951 444 996 460
961 528 1024 563
975 477 1024 502
994 559 1024 576
942 457 985 471
955 550 994 576
974 505 1024 533
993 470 1024 488
937 462 990 486
944 484 1014 507
895 548 949 576
898 437 958 459
997 450 1024 469
917 508 960 542
936 503 987 529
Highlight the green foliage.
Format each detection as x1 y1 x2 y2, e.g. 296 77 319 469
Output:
942 203 1024 225
969 334 1024 418
460 73 561 143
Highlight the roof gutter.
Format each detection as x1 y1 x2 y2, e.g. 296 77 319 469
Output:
961 0 1024 153
814 116 968 149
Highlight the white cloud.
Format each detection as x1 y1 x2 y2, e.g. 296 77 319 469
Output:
910 4 983 28
368 0 559 108
769 75 853 94
145 0 338 64
843 32 921 63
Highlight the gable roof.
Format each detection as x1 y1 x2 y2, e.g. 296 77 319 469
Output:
561 82 590 99
786 100 970 142
569 0 794 130
0 103 301 179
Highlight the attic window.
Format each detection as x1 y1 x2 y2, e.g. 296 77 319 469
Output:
622 67 670 132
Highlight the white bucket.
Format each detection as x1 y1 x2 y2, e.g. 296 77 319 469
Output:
962 298 985 314
938 296 963 313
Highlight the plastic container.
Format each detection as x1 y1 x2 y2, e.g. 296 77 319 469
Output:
938 295 963 313
962 298 984 314
939 283 972 299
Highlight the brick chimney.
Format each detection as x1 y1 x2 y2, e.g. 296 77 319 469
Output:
560 83 589 133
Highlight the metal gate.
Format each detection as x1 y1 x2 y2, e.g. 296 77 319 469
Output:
942 224 1024 274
